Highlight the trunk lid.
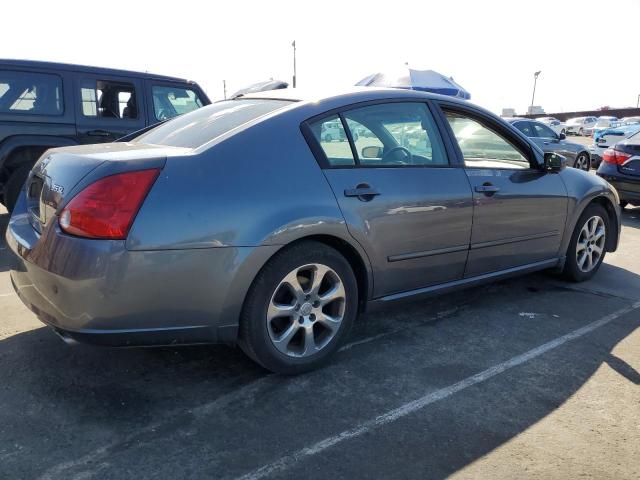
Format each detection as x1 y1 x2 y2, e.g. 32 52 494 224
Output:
615 138 640 177
26 143 187 232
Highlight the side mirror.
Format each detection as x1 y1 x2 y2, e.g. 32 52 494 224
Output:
544 152 566 172
362 146 383 158
558 132 566 140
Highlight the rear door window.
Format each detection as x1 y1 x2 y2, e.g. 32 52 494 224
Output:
80 79 138 120
0 70 63 115
152 85 204 120
309 116 355 167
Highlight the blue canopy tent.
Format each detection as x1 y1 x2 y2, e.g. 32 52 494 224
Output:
356 68 470 100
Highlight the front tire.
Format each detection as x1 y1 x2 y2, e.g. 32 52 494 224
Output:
562 203 609 282
239 241 358 374
578 127 584 136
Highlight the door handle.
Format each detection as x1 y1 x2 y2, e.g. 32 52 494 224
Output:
344 184 380 201
475 184 500 194
86 130 112 137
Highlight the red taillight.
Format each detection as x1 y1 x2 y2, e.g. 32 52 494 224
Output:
59 169 160 239
602 149 632 165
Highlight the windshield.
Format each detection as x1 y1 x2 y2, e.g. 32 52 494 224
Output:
134 99 292 149
568 117 585 124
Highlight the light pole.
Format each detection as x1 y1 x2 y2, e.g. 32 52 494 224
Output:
530 70 541 113
637 94 639 108
223 80 227 100
292 40 297 88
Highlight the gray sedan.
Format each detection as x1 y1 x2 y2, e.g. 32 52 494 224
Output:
508 118 592 171
6 88 621 373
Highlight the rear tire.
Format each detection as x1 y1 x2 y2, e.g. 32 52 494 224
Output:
4 165 31 212
562 203 609 282
238 241 358 374
574 153 590 171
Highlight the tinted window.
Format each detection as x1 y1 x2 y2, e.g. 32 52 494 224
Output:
344 102 447 166
0 70 63 115
531 122 557 138
513 121 534 137
309 116 355 166
445 111 529 169
80 79 137 119
152 86 204 121
135 99 291 149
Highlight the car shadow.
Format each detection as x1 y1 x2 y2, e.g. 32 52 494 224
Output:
0 263 639 479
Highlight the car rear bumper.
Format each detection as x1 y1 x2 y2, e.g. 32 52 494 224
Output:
597 164 640 204
5 194 277 347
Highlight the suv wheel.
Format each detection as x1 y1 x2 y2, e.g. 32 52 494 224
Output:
239 241 358 374
4 165 31 212
562 203 609 282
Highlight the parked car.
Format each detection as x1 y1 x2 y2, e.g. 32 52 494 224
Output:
586 116 618 137
589 122 640 168
596 130 640 208
537 116 566 136
620 116 640 125
6 88 621 374
565 116 597 136
0 59 210 211
508 118 591 170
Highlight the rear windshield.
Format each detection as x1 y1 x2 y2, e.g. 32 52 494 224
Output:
0 70 63 115
134 99 292 148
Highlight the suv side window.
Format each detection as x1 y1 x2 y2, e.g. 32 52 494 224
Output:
80 79 137 119
444 111 530 169
531 122 557 139
0 70 63 115
152 86 203 121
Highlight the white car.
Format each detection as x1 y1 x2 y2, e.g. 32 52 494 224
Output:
537 116 566 135
586 116 618 137
565 116 597 136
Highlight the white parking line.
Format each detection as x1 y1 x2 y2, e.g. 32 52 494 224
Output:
237 300 640 480
0 292 14 298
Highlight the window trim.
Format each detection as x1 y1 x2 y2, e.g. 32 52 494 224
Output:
433 101 542 171
0 70 64 117
301 98 454 170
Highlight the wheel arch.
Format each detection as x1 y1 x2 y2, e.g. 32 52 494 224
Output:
0 135 79 172
589 195 619 252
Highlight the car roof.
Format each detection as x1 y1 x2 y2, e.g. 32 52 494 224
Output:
0 58 199 84
239 86 473 106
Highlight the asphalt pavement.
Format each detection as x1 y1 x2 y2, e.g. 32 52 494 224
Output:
0 198 638 480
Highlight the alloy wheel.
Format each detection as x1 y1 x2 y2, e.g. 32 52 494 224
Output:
266 263 346 358
575 154 590 171
576 216 606 273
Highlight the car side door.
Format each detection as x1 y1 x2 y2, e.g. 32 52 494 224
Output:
436 103 568 278
303 100 473 298
74 74 146 143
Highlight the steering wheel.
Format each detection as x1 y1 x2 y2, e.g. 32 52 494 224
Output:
381 146 412 164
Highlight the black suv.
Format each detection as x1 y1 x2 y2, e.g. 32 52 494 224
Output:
0 59 211 211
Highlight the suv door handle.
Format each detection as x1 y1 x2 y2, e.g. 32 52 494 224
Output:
86 130 112 137
344 184 380 201
475 184 500 194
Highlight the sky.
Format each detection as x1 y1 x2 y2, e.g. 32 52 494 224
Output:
3 0 639 115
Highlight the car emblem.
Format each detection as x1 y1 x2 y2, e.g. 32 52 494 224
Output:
51 184 64 194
